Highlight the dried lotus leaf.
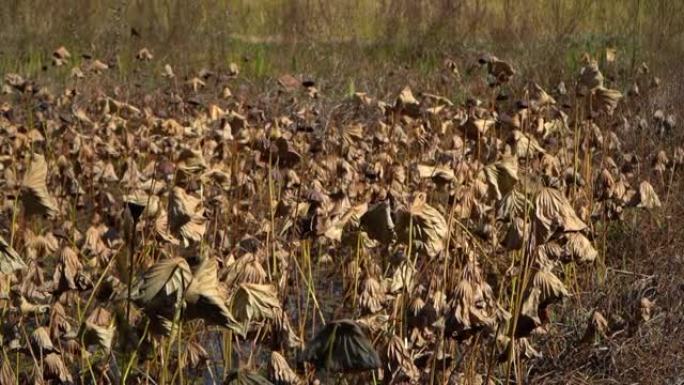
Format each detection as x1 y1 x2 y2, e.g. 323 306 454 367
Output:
225 369 273 385
185 258 244 334
496 189 531 220
517 290 543 337
43 353 73 384
535 187 587 240
501 217 526 250
269 351 302 385
302 319 381 373
20 154 60 218
324 203 368 242
480 54 515 83
53 246 83 292
384 334 419 382
511 130 544 159
124 190 160 220
595 87 622 115
232 283 282 323
136 48 153 61
634 181 661 209
358 276 385 314
460 116 494 139
564 232 597 264
273 137 301 168
446 278 499 340
529 82 556 107
581 310 609 343
395 86 420 117
53 46 71 61
0 235 26 274
31 327 58 353
201 168 232 190
533 269 569 307
168 187 207 246
132 257 192 314
1 358 15 385
359 200 394 244
396 194 448 258
177 148 207 175
484 156 518 200
640 297 654 321
389 260 416 294
80 321 115 350
578 59 604 92
416 164 455 185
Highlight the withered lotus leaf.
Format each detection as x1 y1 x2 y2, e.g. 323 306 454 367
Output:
640 297 655 322
529 82 556 107
460 116 494 140
634 181 661 209
78 321 115 351
563 232 597 264
31 326 58 353
43 353 73 384
595 86 623 115
497 190 532 220
395 86 421 117
533 268 569 307
302 319 381 373
185 258 244 334
484 156 519 200
417 164 455 185
176 148 207 175
168 186 207 246
501 217 526 250
20 154 60 218
52 246 84 292
384 334 420 382
396 193 448 258
581 310 609 343
535 187 587 240
0 236 26 274
225 369 273 385
124 190 160 220
360 200 394 244
132 257 193 315
511 130 545 159
232 283 282 324
578 58 604 92
0 359 15 385
269 351 302 385
358 276 385 314
136 48 153 61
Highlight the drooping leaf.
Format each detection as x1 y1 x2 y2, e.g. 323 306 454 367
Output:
168 187 207 246
232 283 282 324
132 257 192 318
225 369 273 385
484 156 518 200
20 154 60 218
396 193 448 258
359 200 394 244
564 232 597 264
535 187 587 240
43 353 73 384
269 351 302 385
0 235 26 274
185 258 244 335
302 319 381 373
